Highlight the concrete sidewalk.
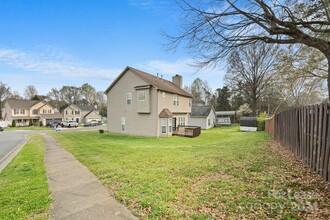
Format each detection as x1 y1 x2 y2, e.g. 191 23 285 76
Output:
42 133 138 220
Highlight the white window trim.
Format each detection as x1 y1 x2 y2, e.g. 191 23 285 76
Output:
126 93 132 105
138 91 146 101
161 118 167 134
121 117 126 131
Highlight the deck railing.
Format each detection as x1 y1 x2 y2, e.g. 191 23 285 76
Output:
173 125 201 138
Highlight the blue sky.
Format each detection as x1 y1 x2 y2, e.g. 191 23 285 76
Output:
0 0 225 96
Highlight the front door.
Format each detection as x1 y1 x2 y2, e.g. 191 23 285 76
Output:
172 117 177 131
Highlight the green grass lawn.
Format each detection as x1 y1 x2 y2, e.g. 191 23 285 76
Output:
0 134 52 219
52 126 330 219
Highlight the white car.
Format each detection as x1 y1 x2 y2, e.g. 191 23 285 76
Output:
61 120 79 128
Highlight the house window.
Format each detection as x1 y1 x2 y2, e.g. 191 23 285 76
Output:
32 109 38 115
75 111 80 114
161 118 167 133
138 91 146 101
14 109 25 114
66 110 68 115
168 118 172 132
121 117 126 131
162 92 166 98
72 111 74 114
173 95 179 106
48 109 52 114
126 93 132 105
178 117 185 126
43 109 47 114
208 118 211 126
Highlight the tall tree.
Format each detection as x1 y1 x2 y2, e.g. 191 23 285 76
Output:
275 47 327 106
81 83 97 105
190 78 213 104
167 0 330 98
24 85 38 100
60 86 81 104
9 90 22 100
225 42 277 115
0 82 11 119
215 86 231 111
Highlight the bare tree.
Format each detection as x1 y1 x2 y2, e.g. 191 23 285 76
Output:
225 42 277 115
0 82 11 119
167 0 330 97
24 85 38 100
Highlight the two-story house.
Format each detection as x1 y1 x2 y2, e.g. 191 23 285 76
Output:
3 99 63 126
63 104 102 124
105 66 193 137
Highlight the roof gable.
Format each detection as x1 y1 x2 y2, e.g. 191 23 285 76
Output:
6 99 40 109
190 105 214 117
105 66 192 98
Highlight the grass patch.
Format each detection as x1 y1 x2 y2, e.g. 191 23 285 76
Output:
52 126 330 219
0 134 52 219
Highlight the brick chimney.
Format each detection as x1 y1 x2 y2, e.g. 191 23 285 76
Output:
172 74 182 88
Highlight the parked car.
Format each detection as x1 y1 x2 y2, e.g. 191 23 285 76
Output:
46 122 60 128
61 120 79 128
84 120 99 127
0 126 4 132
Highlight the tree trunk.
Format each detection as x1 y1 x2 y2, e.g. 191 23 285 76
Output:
328 56 330 100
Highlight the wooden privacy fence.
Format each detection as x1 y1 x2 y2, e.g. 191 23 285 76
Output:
273 102 330 182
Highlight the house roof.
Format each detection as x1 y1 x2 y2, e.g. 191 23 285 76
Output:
39 112 63 119
84 110 101 118
190 105 214 117
215 111 236 116
6 99 40 109
158 108 173 118
105 66 192 98
74 104 96 112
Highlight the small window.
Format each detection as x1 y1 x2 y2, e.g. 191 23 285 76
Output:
48 109 52 114
121 117 126 131
32 109 38 115
66 110 68 115
138 91 146 101
72 111 74 114
208 118 210 126
173 95 179 106
126 93 132 105
168 118 172 132
178 117 185 126
75 111 80 114
161 118 167 133
162 92 166 98
43 109 47 114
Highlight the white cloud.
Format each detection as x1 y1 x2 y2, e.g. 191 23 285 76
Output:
0 47 120 81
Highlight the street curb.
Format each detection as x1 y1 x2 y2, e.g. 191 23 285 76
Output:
0 134 30 173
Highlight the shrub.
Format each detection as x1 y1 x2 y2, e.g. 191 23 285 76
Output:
29 118 33 126
39 121 43 127
257 112 267 131
99 129 104 134
11 120 16 127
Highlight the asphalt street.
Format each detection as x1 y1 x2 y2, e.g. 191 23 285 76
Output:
0 131 26 160
0 125 106 164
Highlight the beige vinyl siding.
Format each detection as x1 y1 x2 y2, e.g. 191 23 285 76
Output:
107 69 159 136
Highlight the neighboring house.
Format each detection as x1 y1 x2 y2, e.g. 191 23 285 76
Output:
3 99 63 126
63 104 102 124
105 66 193 137
188 105 216 129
